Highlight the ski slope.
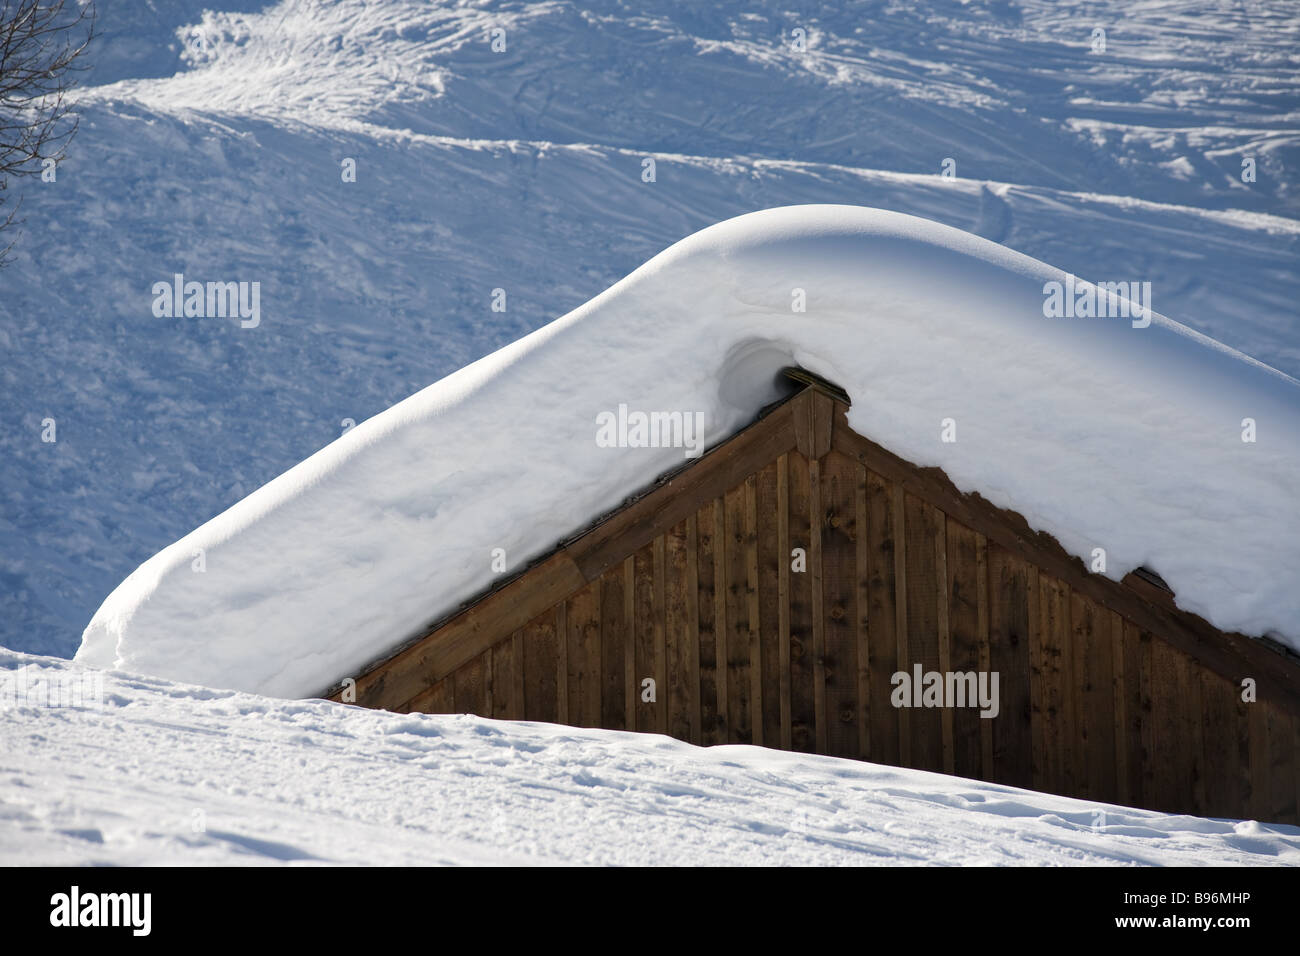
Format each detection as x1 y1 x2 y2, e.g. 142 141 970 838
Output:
3 0 1299 662
3 648 1297 866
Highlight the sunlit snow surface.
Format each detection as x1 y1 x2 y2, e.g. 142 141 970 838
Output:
3 650 1297 866
74 204 1300 698
3 0 1299 658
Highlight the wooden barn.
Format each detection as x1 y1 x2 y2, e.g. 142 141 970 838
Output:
328 374 1300 826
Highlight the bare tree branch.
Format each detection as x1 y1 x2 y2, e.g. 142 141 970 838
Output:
0 0 96 264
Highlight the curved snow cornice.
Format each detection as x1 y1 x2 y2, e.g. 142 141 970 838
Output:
77 206 1300 697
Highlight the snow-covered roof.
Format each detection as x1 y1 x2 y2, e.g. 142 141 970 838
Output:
76 206 1300 698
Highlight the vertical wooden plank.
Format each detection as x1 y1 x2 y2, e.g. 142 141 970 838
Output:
685 516 702 744
1119 620 1150 811
512 633 525 721
1031 573 1071 795
987 544 1033 789
819 450 860 760
1248 699 1271 821
1232 682 1255 821
566 581 601 728
1025 565 1041 785
1028 579 1048 795
491 636 517 720
743 476 759 749
1199 669 1240 819
1053 580 1078 797
1071 592 1117 804
696 499 723 746
600 564 627 731
976 537 993 780
724 482 753 745
1182 650 1207 816
865 469 900 767
1110 612 1129 806
453 652 489 717
1294 713 1300 826
653 534 669 736
633 541 658 735
1266 703 1297 824
665 518 698 744
902 492 943 773
1148 638 1186 813
854 463 872 762
1289 712 1300 827
756 458 786 749
945 519 985 781
776 455 793 751
936 515 952 775
1233 675 1255 820
556 600 569 725
1159 642 1196 816
1137 626 1156 811
744 474 764 746
892 482 911 768
713 498 728 742
1150 640 1204 816
522 608 559 724
624 556 636 731
787 451 816 752
809 458 827 754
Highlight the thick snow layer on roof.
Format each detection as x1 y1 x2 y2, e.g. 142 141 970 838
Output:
76 206 1300 697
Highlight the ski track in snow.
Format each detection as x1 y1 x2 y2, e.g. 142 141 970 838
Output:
2 650 1297 866
2 0 1298 663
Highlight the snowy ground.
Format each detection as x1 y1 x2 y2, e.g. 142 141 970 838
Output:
2 649 1297 866
3 0 1298 868
3 0 1300 658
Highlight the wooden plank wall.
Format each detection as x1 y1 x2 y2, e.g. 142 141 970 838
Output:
381 395 1300 826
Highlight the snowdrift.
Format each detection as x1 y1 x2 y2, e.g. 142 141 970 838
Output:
76 206 1300 697
7 648 1298 866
